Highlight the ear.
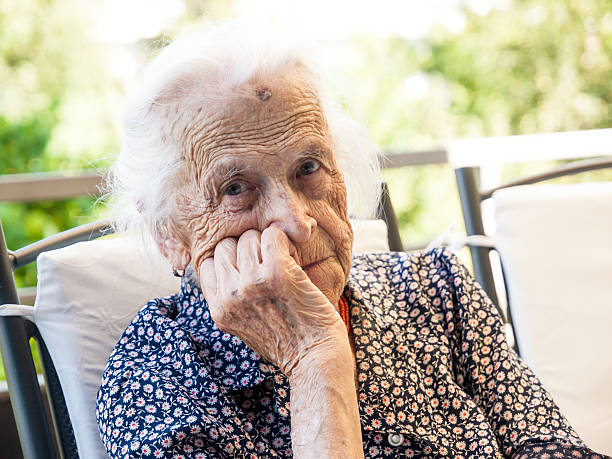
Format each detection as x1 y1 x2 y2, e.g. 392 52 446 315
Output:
153 229 191 271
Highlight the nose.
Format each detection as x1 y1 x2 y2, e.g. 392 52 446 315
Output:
266 187 317 244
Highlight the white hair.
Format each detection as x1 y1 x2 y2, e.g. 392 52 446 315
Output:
107 21 381 244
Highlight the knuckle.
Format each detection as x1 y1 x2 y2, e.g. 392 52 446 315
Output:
216 237 236 251
241 229 261 240
261 226 279 242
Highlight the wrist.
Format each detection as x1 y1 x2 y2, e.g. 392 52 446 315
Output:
287 334 353 384
287 335 363 458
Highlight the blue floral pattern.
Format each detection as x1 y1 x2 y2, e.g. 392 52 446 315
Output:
97 248 603 458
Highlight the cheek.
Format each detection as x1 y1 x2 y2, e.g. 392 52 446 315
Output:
312 179 353 279
180 204 260 272
331 186 353 280
333 219 353 280
307 259 346 303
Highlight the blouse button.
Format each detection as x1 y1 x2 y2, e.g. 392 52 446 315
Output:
388 433 404 446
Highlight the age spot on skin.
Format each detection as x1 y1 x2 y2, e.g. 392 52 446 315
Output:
256 88 271 101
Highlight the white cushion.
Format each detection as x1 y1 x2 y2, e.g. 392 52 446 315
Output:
350 218 389 253
33 219 389 458
493 182 612 455
34 239 180 458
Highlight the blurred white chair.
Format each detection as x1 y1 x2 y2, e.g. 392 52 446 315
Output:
455 158 612 455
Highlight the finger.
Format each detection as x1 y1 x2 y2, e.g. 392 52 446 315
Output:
214 238 240 289
260 226 293 265
236 229 262 274
199 257 218 304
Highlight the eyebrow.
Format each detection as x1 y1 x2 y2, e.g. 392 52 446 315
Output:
296 144 331 162
200 141 331 189
221 164 245 182
197 159 246 197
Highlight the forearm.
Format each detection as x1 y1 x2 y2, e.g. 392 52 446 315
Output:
288 344 363 459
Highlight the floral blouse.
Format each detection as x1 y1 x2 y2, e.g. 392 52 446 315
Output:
96 248 607 458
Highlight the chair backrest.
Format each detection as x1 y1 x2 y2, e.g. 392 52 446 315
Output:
492 182 612 455
35 237 179 458
1 214 392 458
0 220 112 459
455 158 612 455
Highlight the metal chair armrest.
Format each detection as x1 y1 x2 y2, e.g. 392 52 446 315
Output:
448 234 496 251
0 304 34 320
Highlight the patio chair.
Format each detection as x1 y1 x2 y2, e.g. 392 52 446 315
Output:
455 156 612 455
0 183 402 459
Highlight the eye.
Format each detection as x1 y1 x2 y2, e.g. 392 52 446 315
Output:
224 181 247 196
297 159 321 177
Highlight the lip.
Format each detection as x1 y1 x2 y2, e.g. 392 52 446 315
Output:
301 256 331 270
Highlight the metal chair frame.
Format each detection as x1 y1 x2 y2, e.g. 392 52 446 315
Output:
0 183 402 458
455 156 612 357
377 182 404 252
0 219 112 459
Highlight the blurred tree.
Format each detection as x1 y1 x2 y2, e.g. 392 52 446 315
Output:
0 0 121 286
328 0 612 245
425 0 612 135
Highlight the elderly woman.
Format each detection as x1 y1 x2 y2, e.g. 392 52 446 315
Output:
96 24 605 459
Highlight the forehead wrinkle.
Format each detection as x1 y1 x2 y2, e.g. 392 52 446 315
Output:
175 72 329 192
175 84 323 148
227 106 326 143
183 107 326 183
193 107 327 166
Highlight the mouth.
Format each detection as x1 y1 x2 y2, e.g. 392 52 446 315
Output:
301 256 331 270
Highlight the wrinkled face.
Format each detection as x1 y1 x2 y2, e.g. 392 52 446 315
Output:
164 67 353 303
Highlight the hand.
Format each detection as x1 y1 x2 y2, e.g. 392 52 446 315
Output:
199 226 348 376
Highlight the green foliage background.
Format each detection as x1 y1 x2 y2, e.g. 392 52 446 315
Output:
2 0 612 379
